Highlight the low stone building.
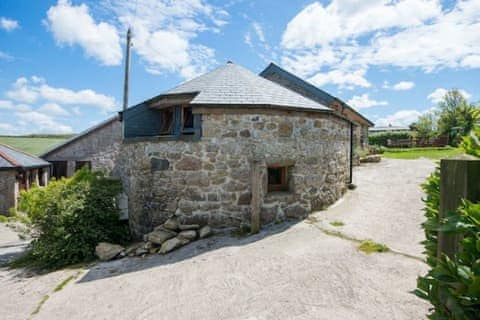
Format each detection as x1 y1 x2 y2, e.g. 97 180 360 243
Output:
42 62 369 238
0 144 50 215
119 62 352 237
40 116 121 179
260 63 373 149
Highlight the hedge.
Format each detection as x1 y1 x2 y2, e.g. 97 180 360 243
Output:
368 131 413 146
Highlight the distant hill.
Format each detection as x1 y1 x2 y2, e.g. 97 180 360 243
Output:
0 135 73 156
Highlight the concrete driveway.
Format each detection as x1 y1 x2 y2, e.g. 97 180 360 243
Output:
0 158 435 320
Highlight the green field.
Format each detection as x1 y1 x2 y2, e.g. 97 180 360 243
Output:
0 136 69 155
382 147 464 160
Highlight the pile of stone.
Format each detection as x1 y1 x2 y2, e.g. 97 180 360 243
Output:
95 217 212 261
359 154 382 163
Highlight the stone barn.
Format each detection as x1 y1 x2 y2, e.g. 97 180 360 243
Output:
260 63 373 149
41 116 121 179
119 62 353 237
0 144 50 215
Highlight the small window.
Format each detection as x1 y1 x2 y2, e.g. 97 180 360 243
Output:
267 166 289 192
160 107 174 135
182 106 194 133
51 161 67 179
75 161 91 172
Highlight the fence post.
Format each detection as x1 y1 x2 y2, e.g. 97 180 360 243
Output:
438 155 480 259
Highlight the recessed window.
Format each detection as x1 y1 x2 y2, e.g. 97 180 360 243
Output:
267 166 289 192
160 107 174 135
75 161 91 172
182 106 194 134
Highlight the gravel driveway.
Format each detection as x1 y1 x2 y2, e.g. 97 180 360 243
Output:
0 158 435 320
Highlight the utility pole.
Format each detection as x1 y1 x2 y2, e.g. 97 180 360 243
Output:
122 27 132 139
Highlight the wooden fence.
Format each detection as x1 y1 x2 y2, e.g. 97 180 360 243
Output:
386 135 449 148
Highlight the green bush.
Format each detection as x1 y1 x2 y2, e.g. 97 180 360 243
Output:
16 168 130 269
461 119 480 157
415 136 480 318
368 131 413 146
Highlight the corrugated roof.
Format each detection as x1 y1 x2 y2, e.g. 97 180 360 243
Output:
0 143 50 169
260 63 374 127
160 62 331 111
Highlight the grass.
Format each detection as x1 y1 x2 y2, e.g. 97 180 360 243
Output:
329 220 345 227
30 294 49 317
382 146 463 160
0 136 69 155
358 240 390 254
54 275 76 292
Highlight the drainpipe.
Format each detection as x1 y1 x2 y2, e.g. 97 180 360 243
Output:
349 122 354 185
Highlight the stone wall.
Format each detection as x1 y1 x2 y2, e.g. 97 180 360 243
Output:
43 118 122 175
0 170 17 215
116 109 350 237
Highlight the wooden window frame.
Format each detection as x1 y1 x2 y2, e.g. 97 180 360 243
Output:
181 106 195 134
159 107 175 136
267 166 289 192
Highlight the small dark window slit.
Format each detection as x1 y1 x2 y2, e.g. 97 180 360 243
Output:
267 166 289 192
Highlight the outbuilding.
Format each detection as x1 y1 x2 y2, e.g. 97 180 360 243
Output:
119 62 353 237
0 144 50 214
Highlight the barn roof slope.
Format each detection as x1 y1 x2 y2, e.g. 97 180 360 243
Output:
259 63 374 126
0 143 50 169
158 62 331 112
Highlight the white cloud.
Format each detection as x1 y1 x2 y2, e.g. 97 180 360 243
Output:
252 22 265 42
38 102 70 116
280 0 480 89
0 100 31 112
427 88 472 104
102 0 228 79
309 69 371 89
45 0 122 66
375 109 423 127
16 111 73 134
282 1 441 49
0 123 15 133
5 76 117 112
0 51 13 61
0 17 19 32
392 81 415 91
347 93 388 109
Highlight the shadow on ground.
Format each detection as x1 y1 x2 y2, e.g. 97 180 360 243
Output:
78 219 301 283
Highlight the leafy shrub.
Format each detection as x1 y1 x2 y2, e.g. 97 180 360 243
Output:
461 116 480 157
16 168 130 269
368 145 385 154
415 164 480 318
369 131 413 146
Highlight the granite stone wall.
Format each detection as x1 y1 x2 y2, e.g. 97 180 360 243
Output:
116 109 350 237
43 119 122 175
0 170 17 215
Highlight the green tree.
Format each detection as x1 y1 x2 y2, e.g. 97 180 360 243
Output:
410 111 438 140
437 89 478 146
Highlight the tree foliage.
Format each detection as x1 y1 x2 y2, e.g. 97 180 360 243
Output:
437 90 478 146
17 168 130 269
410 111 438 140
368 131 413 146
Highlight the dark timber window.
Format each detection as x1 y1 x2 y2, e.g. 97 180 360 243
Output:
182 106 194 134
267 166 289 192
75 161 91 171
51 161 67 179
39 168 46 186
160 107 174 135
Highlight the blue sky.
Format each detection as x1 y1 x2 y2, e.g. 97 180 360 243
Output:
0 0 479 134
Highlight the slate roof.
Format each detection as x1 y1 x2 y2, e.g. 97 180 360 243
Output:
260 63 374 126
41 115 119 158
0 143 50 170
158 62 331 112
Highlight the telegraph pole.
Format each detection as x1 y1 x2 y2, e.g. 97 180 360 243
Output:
122 27 132 139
